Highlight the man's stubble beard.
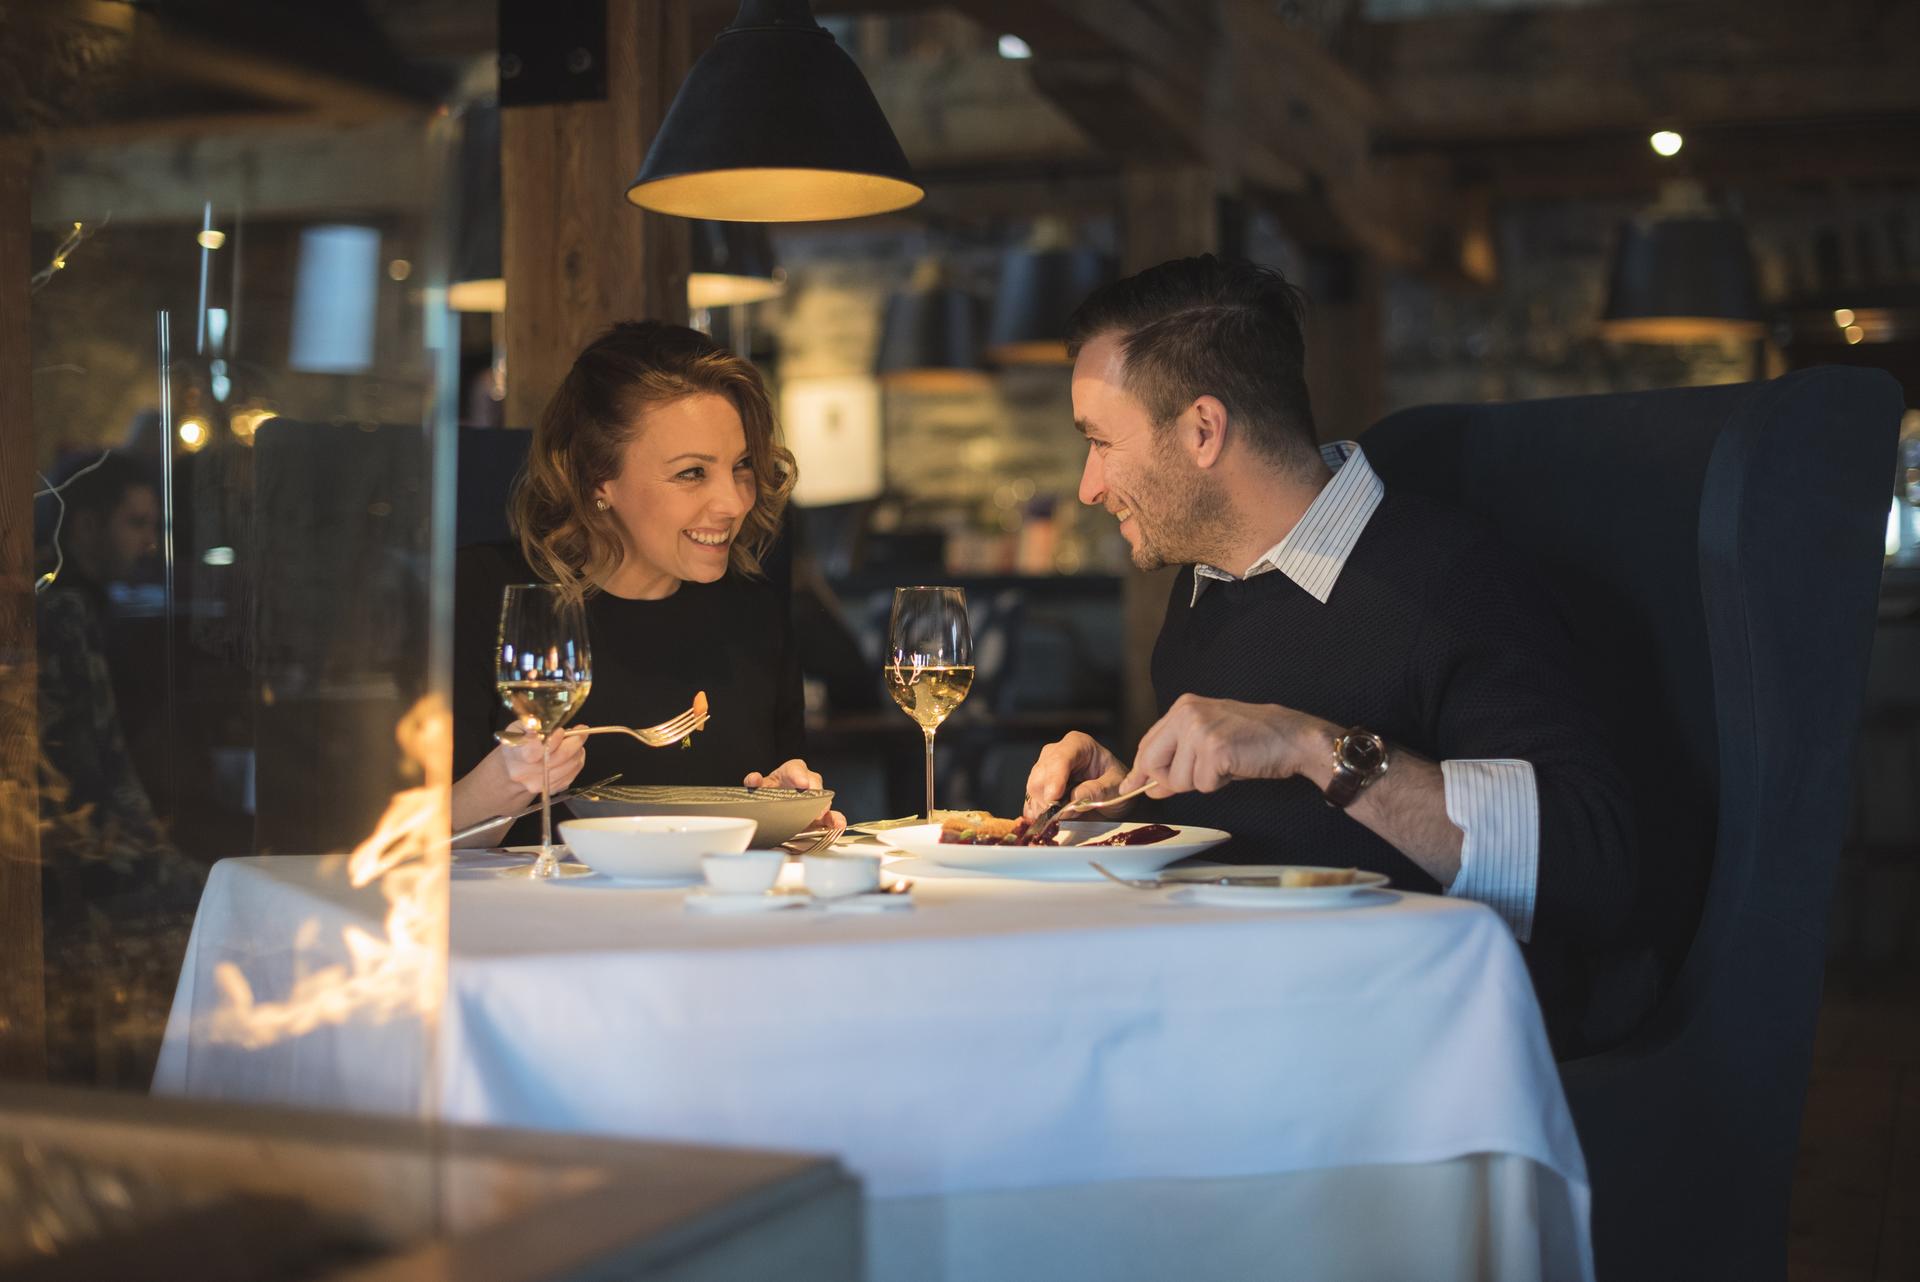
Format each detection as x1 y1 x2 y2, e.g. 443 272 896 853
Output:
1126 435 1237 572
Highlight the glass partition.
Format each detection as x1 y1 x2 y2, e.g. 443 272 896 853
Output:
19 106 457 1118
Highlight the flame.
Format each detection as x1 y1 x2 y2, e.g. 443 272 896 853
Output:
206 697 449 1049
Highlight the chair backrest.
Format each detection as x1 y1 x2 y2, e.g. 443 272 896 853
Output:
1362 366 1902 1279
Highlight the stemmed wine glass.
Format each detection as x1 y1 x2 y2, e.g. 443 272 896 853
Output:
884 587 973 820
495 584 592 879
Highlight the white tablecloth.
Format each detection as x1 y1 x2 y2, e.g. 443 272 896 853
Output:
156 854 1591 1280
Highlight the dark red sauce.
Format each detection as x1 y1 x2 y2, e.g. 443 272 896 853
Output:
1078 824 1178 847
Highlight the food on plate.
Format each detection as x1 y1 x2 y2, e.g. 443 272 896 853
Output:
939 813 1030 844
1078 824 1179 847
1277 867 1359 887
938 815 1180 848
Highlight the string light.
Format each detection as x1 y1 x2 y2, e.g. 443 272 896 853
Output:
32 450 114 593
32 215 110 292
1650 131 1684 157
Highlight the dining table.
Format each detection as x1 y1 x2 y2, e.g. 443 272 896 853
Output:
154 845 1593 1282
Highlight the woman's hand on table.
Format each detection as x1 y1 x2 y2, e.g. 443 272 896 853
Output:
744 758 846 830
1023 731 1135 820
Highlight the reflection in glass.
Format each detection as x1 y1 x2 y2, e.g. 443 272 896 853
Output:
21 105 457 1103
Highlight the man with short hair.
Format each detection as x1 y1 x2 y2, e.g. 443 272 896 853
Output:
1025 255 1636 1047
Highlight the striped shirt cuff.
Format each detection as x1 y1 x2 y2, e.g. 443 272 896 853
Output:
1441 759 1539 943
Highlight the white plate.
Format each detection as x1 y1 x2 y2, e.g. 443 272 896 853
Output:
877 857 993 882
683 889 810 914
880 821 1229 882
1163 865 1391 908
820 890 915 912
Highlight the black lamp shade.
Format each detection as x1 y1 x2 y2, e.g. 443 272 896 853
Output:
1600 214 1765 343
986 248 1114 364
876 287 988 391
449 99 504 313
627 0 922 223
688 220 785 308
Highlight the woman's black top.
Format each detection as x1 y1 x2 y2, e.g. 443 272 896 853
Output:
453 542 807 825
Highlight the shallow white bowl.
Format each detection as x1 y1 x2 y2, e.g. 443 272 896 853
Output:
702 850 787 895
557 816 755 884
567 785 833 846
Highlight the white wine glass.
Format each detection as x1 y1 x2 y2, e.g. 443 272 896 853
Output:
885 586 973 820
495 584 592 879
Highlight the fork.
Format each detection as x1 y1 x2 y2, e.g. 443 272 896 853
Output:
1089 861 1166 890
781 827 846 857
498 693 710 749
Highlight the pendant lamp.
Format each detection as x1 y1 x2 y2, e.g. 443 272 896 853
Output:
1600 183 1764 343
688 220 786 308
449 99 505 314
986 246 1114 364
876 262 988 392
627 0 923 223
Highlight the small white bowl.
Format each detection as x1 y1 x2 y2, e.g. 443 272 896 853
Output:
557 816 755 884
702 850 787 895
801 852 881 900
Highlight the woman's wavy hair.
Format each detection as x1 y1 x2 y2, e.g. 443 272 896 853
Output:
509 321 797 603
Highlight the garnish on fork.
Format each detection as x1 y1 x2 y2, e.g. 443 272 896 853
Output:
680 690 710 748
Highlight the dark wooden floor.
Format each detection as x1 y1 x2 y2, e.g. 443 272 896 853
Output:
1791 964 1920 1281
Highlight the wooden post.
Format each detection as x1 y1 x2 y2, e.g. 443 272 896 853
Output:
0 144 46 1081
501 0 692 428
1116 164 1217 751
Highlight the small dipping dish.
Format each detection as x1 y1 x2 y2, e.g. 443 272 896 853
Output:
701 850 787 896
801 852 882 900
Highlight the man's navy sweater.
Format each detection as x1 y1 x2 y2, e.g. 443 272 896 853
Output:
1148 489 1636 1045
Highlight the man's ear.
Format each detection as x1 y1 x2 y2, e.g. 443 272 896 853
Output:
1185 395 1230 470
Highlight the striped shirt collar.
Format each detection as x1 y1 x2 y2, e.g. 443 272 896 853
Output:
1191 440 1384 606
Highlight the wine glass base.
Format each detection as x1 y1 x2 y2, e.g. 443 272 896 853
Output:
487 861 595 880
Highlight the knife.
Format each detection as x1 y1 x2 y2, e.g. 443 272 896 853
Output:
1027 780 1159 838
449 773 623 845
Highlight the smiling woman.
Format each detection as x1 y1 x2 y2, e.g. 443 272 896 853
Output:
449 322 837 846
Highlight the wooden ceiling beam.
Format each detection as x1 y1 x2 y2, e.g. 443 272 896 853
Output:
60 0 426 128
1399 117 1920 197
1350 0 1920 145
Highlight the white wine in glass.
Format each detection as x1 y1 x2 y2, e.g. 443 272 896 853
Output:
495 584 592 879
885 586 973 820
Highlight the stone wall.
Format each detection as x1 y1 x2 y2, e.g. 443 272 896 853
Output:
1382 197 1758 416
764 224 1129 576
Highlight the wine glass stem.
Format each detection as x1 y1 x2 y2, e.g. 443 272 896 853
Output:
534 734 556 879
922 727 937 820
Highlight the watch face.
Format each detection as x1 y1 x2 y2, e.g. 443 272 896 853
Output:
1340 733 1386 774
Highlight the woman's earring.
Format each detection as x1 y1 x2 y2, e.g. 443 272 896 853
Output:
594 497 609 512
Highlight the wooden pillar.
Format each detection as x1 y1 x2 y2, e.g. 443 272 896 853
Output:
0 144 46 1080
1117 164 1217 751
501 0 692 428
